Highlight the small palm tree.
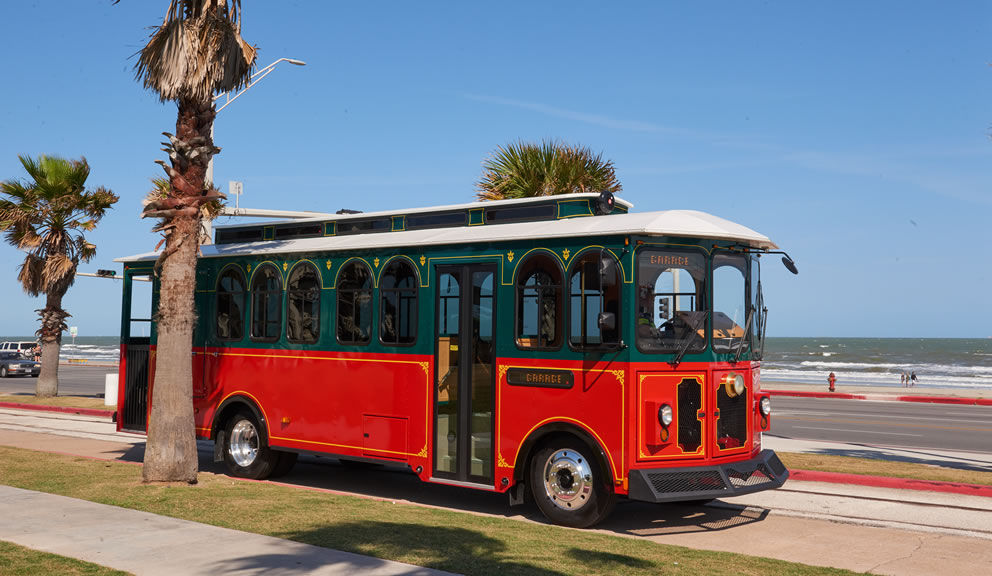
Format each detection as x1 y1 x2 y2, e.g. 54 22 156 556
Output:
476 140 622 201
127 0 256 483
0 155 118 397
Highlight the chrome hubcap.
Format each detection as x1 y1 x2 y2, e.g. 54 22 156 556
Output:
542 449 593 511
229 419 259 467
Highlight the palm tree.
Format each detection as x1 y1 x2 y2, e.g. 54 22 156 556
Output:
476 140 622 201
0 155 118 397
128 0 256 483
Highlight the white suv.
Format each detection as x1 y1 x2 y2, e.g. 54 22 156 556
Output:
0 341 37 359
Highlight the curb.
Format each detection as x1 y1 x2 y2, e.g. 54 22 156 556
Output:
791 469 992 498
0 402 115 419
767 390 991 406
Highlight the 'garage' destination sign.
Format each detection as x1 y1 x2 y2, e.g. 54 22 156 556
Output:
506 368 574 389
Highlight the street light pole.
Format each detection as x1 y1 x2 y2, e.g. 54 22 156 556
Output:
202 57 306 243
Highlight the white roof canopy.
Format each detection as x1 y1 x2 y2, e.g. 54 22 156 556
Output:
117 208 777 263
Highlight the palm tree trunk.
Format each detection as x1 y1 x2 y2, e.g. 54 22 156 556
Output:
143 217 199 483
142 98 212 484
35 292 64 398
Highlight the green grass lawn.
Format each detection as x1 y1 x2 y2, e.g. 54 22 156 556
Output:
0 394 110 411
0 447 856 576
779 452 992 486
0 541 130 576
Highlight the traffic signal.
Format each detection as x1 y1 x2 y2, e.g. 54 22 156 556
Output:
96 269 116 277
658 297 670 320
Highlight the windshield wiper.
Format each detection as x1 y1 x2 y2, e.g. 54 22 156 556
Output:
758 306 768 359
733 309 754 365
670 311 709 369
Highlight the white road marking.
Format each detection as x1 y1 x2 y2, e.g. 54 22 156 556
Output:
792 426 923 437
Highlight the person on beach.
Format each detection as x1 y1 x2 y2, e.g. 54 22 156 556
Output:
901 373 906 387
911 371 918 386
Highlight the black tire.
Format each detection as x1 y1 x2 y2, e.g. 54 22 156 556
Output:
222 410 279 479
270 451 298 478
529 437 616 528
0 366 7 378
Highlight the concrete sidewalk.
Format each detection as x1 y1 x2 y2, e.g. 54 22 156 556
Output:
0 486 452 576
3 406 992 575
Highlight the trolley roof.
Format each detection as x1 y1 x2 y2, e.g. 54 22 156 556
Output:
117 193 776 263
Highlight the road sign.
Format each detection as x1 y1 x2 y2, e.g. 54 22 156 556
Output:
229 181 243 196
69 326 78 337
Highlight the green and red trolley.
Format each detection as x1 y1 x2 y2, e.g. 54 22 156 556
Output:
116 191 792 527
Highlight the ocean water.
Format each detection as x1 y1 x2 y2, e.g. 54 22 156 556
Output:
4 335 991 390
1 336 120 364
761 337 992 390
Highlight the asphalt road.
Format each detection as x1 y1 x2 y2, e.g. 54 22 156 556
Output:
770 396 992 454
4 366 991 455
0 365 116 398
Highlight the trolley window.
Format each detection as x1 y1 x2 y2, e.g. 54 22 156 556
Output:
250 264 282 342
636 249 707 354
516 253 562 350
287 263 321 344
216 267 245 341
337 261 372 345
380 260 418 345
568 253 620 349
712 253 747 353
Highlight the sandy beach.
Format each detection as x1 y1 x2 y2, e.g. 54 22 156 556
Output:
760 379 991 401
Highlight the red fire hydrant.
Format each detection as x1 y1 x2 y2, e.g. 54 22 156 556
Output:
828 372 836 392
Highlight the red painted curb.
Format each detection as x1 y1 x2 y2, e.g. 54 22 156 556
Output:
791 469 992 498
0 402 114 419
895 395 982 405
767 390 991 405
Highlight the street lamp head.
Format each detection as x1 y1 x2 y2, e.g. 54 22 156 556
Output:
286 59 306 66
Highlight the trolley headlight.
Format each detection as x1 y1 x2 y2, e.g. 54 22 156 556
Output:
760 396 772 416
658 404 673 427
723 372 746 398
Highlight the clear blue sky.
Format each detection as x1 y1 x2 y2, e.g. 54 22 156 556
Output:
1 1 990 338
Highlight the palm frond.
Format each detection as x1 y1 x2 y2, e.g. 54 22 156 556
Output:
0 154 117 298
135 0 257 103
476 140 622 201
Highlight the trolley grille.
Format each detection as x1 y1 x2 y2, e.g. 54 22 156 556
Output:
677 378 702 452
716 385 748 450
628 450 789 503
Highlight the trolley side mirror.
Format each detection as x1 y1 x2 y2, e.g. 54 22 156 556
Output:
782 256 799 275
599 255 618 288
598 312 616 332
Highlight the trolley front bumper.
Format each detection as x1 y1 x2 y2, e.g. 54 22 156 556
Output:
627 449 789 503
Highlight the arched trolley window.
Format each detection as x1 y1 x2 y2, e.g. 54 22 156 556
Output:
635 249 707 354
380 260 418 346
516 253 562 350
287 263 321 344
250 264 282 342
216 266 246 341
337 261 373 345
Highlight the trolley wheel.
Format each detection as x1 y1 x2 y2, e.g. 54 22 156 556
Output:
529 438 616 528
270 451 298 478
222 410 278 479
